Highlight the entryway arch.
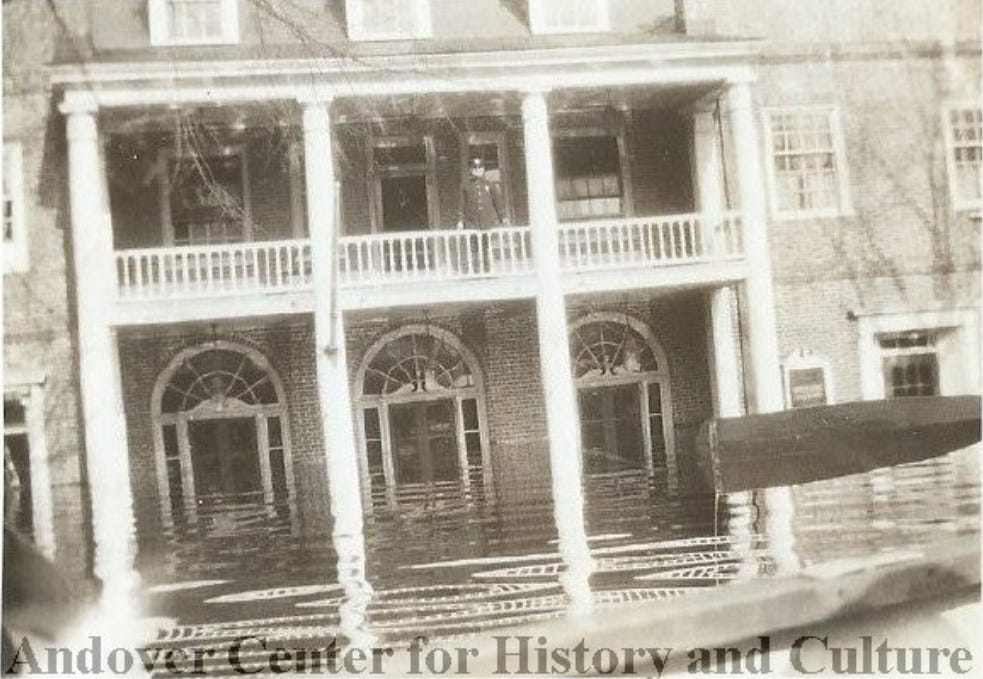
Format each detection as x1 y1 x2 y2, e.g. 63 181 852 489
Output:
570 312 675 475
355 325 490 498
151 340 295 525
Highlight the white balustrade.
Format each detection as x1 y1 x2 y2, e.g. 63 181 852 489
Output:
337 226 533 284
557 211 743 271
115 238 312 299
113 213 742 300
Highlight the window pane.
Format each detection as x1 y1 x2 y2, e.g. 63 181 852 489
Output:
883 353 939 398
769 110 841 213
3 399 26 427
462 398 479 431
267 416 283 449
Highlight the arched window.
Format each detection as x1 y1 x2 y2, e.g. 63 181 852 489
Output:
356 326 488 497
570 314 674 475
152 341 294 526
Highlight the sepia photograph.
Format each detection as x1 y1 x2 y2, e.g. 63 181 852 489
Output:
1 0 981 676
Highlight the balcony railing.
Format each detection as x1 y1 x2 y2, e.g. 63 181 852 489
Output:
113 213 743 302
558 211 743 272
338 226 533 285
116 239 312 299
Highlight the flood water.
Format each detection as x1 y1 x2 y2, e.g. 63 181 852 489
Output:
128 446 980 675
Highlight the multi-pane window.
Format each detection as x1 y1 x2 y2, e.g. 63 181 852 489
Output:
148 0 238 46
879 331 939 398
944 106 982 209
529 0 608 33
554 135 624 220
3 141 27 273
165 151 248 245
345 0 432 40
765 108 850 217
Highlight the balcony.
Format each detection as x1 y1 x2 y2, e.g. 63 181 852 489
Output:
112 212 743 316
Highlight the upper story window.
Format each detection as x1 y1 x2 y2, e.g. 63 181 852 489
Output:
529 0 609 34
553 126 630 221
160 148 251 245
148 0 239 46
3 141 28 274
878 331 940 398
943 104 982 211
369 136 437 232
345 0 432 41
763 107 852 219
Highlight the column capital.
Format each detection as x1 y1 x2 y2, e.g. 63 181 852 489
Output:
65 111 98 143
520 88 551 122
725 79 755 113
59 90 99 116
296 86 335 106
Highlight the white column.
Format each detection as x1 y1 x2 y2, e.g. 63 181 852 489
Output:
727 81 784 413
63 103 138 599
692 108 724 254
708 286 743 417
301 99 374 645
521 89 593 612
26 383 56 559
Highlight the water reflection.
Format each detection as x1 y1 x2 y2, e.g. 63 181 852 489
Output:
116 445 981 674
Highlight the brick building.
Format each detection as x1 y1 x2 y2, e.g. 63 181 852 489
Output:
3 0 980 596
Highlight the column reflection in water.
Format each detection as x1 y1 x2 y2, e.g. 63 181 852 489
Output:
725 490 760 579
762 486 799 575
334 531 376 649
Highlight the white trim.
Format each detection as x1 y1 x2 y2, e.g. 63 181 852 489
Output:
781 348 835 409
345 0 432 41
857 308 981 400
148 0 239 47
941 100 983 212
59 65 757 112
529 0 610 35
3 141 28 274
761 105 854 221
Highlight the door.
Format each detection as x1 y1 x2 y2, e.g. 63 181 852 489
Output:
189 417 261 500
388 399 459 485
578 383 645 474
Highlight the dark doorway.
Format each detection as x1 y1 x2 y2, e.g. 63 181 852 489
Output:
4 433 33 536
189 417 261 499
578 384 645 474
380 174 429 232
389 399 458 485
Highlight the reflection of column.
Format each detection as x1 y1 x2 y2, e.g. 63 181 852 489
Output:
727 81 783 413
725 490 759 579
26 383 56 559
762 486 798 575
521 89 593 612
301 98 374 644
63 101 139 600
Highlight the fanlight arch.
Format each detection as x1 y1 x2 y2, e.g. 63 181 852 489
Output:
151 340 294 526
569 313 674 474
357 325 482 400
355 325 489 498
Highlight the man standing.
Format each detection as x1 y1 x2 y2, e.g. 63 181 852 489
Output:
457 157 508 230
457 157 508 272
